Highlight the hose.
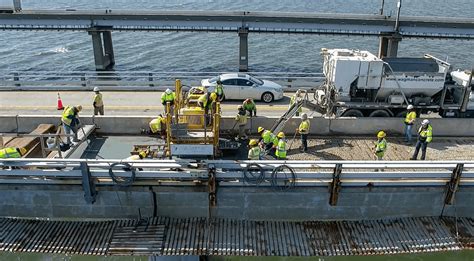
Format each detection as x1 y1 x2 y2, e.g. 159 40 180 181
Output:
108 162 136 187
270 164 296 192
243 163 265 185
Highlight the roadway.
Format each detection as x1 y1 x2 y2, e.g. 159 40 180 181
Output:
0 91 306 117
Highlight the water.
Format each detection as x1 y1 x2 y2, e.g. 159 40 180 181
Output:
0 0 473 72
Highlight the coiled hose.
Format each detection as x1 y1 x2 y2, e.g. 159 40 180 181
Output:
108 162 136 187
243 163 265 185
270 164 296 191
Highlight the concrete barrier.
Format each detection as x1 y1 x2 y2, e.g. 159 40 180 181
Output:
1 115 473 136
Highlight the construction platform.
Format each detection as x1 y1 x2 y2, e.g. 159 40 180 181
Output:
1 216 473 257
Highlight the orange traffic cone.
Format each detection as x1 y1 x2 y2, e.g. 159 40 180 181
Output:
57 93 64 110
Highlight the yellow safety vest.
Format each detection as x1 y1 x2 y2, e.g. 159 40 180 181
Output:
248 146 261 160
161 92 176 104
149 117 164 134
299 120 310 134
289 95 302 113
93 93 103 107
216 84 224 96
61 106 75 126
375 138 387 157
405 111 416 124
235 113 247 126
262 130 272 144
418 125 433 143
275 139 287 159
198 93 209 108
0 147 21 158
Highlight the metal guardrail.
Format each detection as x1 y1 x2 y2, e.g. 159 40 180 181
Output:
0 71 324 91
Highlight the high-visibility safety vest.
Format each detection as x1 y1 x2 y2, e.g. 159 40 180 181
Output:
289 95 302 113
235 113 247 126
299 120 310 134
248 146 261 160
418 125 433 143
149 116 164 134
161 92 176 104
243 101 256 111
216 84 224 96
261 130 273 144
93 93 103 107
405 111 416 125
198 93 212 108
375 138 387 157
275 139 287 159
61 106 76 126
0 147 21 158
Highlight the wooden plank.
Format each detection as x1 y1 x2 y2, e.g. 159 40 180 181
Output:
5 124 55 157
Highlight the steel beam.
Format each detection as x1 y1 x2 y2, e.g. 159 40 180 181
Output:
238 27 249 72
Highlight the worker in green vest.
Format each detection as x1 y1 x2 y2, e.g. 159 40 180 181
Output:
411 119 433 160
289 90 303 116
404 104 416 143
234 105 248 140
248 139 261 160
242 98 257 117
92 87 104 115
148 114 166 137
373 131 387 160
198 92 217 125
297 113 310 152
61 105 82 144
0 147 27 158
215 80 225 101
275 132 287 160
161 88 176 114
257 127 275 153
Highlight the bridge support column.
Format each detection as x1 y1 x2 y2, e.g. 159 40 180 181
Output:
378 32 402 58
88 29 115 71
238 27 249 72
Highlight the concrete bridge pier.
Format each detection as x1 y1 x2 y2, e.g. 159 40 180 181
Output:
88 29 115 70
378 32 402 58
238 27 249 72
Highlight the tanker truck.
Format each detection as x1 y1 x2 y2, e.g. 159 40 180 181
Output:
311 48 474 118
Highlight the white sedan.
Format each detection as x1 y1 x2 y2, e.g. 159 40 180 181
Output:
201 73 284 103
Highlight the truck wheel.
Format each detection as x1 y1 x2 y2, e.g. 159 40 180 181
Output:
341 109 364 117
369 110 391 117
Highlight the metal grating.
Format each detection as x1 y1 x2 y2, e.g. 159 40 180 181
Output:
1 216 473 256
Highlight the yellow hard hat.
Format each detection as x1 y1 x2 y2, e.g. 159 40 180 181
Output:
139 151 147 158
277 132 285 138
257 127 265 133
249 139 258 146
18 147 27 156
377 131 386 138
210 92 217 101
76 105 83 112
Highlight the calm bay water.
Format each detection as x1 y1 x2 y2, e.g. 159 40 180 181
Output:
0 0 472 72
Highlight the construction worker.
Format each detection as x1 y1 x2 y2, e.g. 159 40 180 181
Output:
404 104 417 143
161 88 176 114
61 105 82 144
248 139 261 160
297 113 310 152
373 131 387 160
275 132 287 160
234 105 248 140
242 98 257 117
92 87 104 116
0 147 27 158
198 92 217 125
289 90 303 116
148 114 166 137
257 127 275 152
411 119 433 160
124 150 148 171
215 80 225 101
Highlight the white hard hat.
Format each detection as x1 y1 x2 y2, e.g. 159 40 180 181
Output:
93 87 100 92
407 104 414 110
422 119 430 125
301 113 308 120
165 88 172 94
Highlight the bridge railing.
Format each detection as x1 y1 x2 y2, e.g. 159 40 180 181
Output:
0 159 473 187
0 70 324 91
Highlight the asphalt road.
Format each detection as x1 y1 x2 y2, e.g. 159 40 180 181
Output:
0 91 314 117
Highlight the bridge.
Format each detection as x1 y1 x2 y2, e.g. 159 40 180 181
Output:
1 9 474 71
